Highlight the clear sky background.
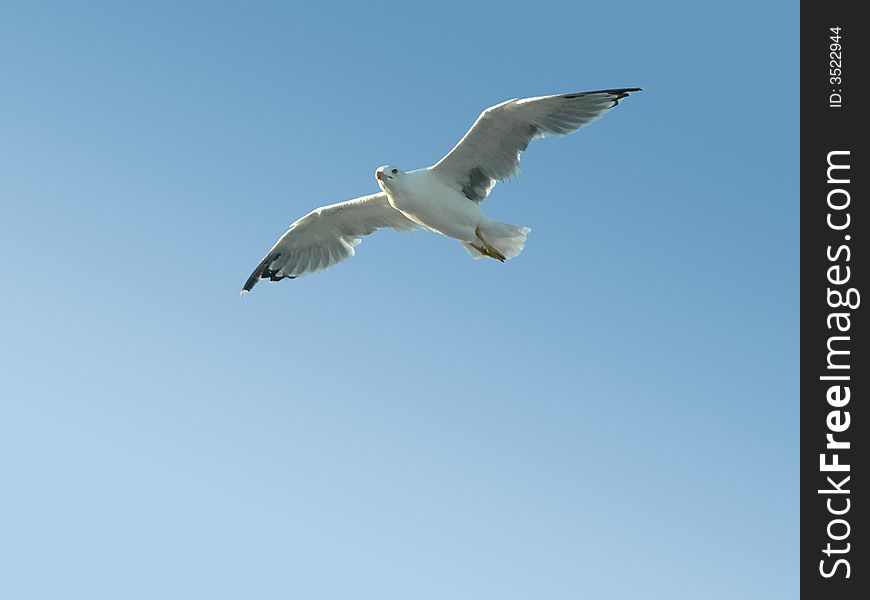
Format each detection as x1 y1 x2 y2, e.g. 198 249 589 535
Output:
1 1 797 598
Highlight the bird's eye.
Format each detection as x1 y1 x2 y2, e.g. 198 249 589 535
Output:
391 169 398 174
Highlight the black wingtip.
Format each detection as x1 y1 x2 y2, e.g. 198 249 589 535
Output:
563 87 644 106
241 252 295 295
563 87 643 99
242 254 281 295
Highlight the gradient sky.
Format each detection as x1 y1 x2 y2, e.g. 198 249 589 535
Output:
1 1 798 598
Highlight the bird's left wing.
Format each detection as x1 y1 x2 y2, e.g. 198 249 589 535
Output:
430 88 641 203
242 192 418 294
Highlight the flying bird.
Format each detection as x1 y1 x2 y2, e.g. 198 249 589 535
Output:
242 88 641 295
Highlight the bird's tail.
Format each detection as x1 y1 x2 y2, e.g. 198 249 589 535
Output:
462 221 531 260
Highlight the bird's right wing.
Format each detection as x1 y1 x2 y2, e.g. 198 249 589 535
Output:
431 88 641 203
242 192 419 294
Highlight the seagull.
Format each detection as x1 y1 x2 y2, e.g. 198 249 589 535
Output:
242 88 641 295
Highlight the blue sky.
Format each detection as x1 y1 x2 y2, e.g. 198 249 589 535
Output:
1 1 797 598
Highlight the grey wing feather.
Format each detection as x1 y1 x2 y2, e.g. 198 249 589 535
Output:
242 192 418 294
431 88 641 202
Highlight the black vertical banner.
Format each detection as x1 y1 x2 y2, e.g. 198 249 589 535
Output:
801 2 867 597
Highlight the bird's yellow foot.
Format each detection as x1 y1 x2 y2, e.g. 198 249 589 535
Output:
475 227 506 262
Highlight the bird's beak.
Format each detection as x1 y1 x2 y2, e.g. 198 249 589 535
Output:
376 171 384 181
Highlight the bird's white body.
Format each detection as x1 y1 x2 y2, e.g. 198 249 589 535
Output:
376 166 531 261
381 168 484 242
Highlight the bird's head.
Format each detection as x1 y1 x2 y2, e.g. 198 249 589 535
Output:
375 165 404 189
